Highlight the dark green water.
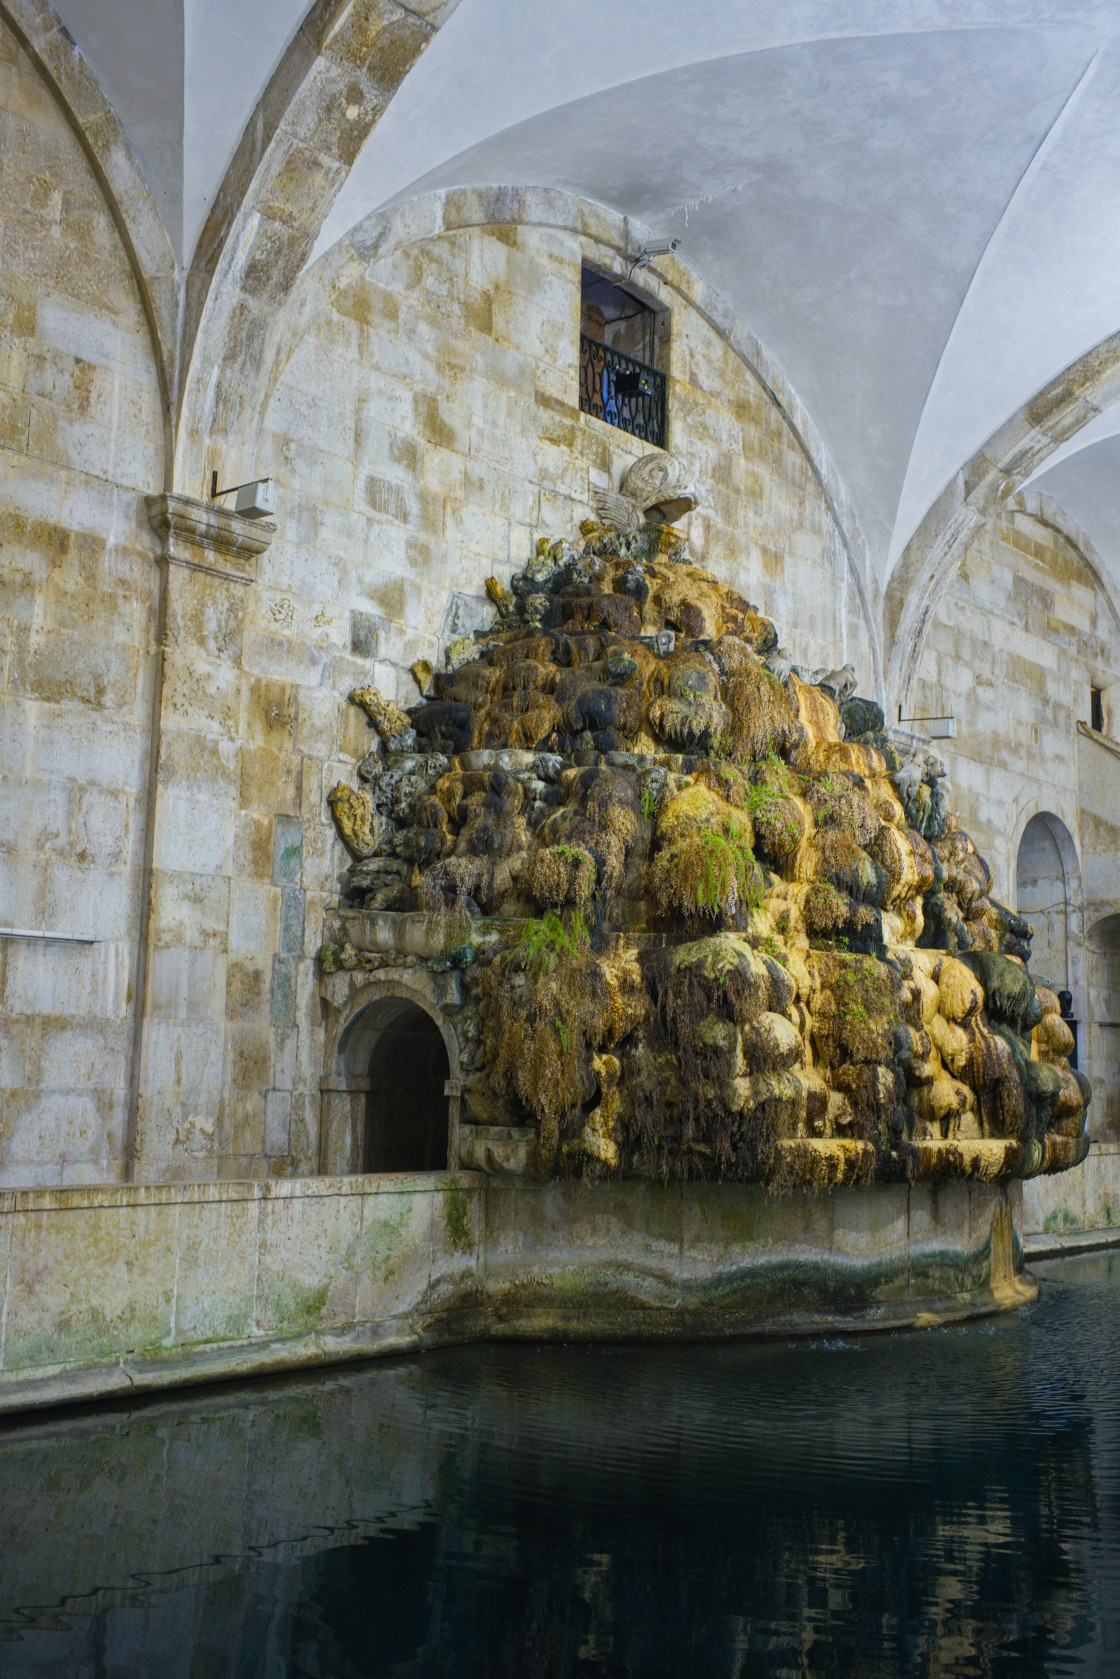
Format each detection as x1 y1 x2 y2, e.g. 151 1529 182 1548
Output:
2 1252 1120 1677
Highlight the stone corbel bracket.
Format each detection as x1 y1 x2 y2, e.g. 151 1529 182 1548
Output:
146 492 275 584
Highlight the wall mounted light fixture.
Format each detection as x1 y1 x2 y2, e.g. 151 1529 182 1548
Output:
898 707 957 739
210 472 277 519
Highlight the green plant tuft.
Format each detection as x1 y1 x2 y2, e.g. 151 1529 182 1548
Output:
513 908 591 972
655 819 764 921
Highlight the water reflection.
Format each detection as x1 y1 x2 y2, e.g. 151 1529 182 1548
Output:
1 1253 1118 1676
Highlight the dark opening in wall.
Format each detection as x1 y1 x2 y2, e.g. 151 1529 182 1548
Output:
364 1002 449 1172
1091 685 1105 733
579 266 668 448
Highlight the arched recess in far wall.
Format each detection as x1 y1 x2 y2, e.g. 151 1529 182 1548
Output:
175 0 461 502
1009 795 1085 1014
0 0 177 442
247 183 883 695
1014 806 1083 997
884 328 1120 713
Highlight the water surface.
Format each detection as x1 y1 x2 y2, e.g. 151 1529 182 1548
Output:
2 1252 1119 1676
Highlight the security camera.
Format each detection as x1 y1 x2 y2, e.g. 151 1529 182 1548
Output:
627 239 680 278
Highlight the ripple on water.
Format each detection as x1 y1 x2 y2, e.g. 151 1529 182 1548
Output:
0 1251 1118 1676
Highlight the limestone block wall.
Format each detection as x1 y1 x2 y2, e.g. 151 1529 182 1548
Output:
915 509 1120 1136
0 17 163 1185
1022 1142 1120 1240
262 219 873 697
1078 726 1120 923
913 512 1116 896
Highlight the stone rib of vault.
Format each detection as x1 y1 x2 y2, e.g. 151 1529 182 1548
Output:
324 460 1090 1190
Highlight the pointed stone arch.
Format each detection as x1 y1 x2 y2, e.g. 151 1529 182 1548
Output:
1008 492 1120 642
885 329 1120 712
176 0 461 499
240 183 883 694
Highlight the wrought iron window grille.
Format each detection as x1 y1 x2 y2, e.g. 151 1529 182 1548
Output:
579 334 666 448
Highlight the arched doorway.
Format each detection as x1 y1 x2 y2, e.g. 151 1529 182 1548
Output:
1087 916 1120 1142
1016 814 1071 991
322 985 462 1176
363 1000 451 1172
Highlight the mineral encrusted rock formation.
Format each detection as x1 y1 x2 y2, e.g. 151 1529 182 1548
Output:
324 468 1090 1190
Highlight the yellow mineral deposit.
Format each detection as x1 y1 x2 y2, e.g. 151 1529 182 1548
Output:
325 465 1090 1191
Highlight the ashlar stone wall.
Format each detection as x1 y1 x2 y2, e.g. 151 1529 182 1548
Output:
915 511 1120 896
0 16 163 1185
915 509 1120 1131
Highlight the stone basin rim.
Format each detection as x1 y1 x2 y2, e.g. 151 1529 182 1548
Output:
0 1276 1039 1423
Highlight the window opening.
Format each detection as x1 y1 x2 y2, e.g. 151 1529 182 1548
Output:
579 266 667 448
1091 686 1104 733
364 1002 449 1172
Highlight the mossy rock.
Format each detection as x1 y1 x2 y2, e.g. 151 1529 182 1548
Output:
663 934 771 1023
839 695 885 737
964 952 1043 1031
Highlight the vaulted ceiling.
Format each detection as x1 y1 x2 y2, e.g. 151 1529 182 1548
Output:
50 0 310 258
45 0 1120 593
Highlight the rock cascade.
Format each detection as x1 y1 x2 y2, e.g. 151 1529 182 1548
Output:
324 507 1090 1188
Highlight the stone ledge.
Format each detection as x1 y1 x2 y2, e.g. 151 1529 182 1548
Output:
0 1314 482 1416
0 1177 1026 1416
147 492 275 584
0 1169 482 1215
1077 719 1120 761
0 1284 1038 1418
1023 1227 1120 1261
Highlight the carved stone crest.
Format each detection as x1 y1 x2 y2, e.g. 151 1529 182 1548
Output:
593 452 699 534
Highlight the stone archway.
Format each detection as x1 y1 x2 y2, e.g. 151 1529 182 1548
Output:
246 185 883 697
885 329 1120 714
321 976 462 1176
1087 915 1120 1142
175 0 461 496
1016 813 1072 992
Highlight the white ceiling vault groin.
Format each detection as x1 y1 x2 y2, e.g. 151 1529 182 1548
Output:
50 0 310 261
42 0 1120 601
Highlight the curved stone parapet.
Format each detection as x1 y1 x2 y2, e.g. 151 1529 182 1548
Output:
0 1174 1034 1415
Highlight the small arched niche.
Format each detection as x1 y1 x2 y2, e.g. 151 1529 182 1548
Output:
1087 915 1120 1142
1016 813 1072 990
328 991 457 1175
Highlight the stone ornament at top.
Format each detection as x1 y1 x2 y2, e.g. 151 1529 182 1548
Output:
593 452 699 536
